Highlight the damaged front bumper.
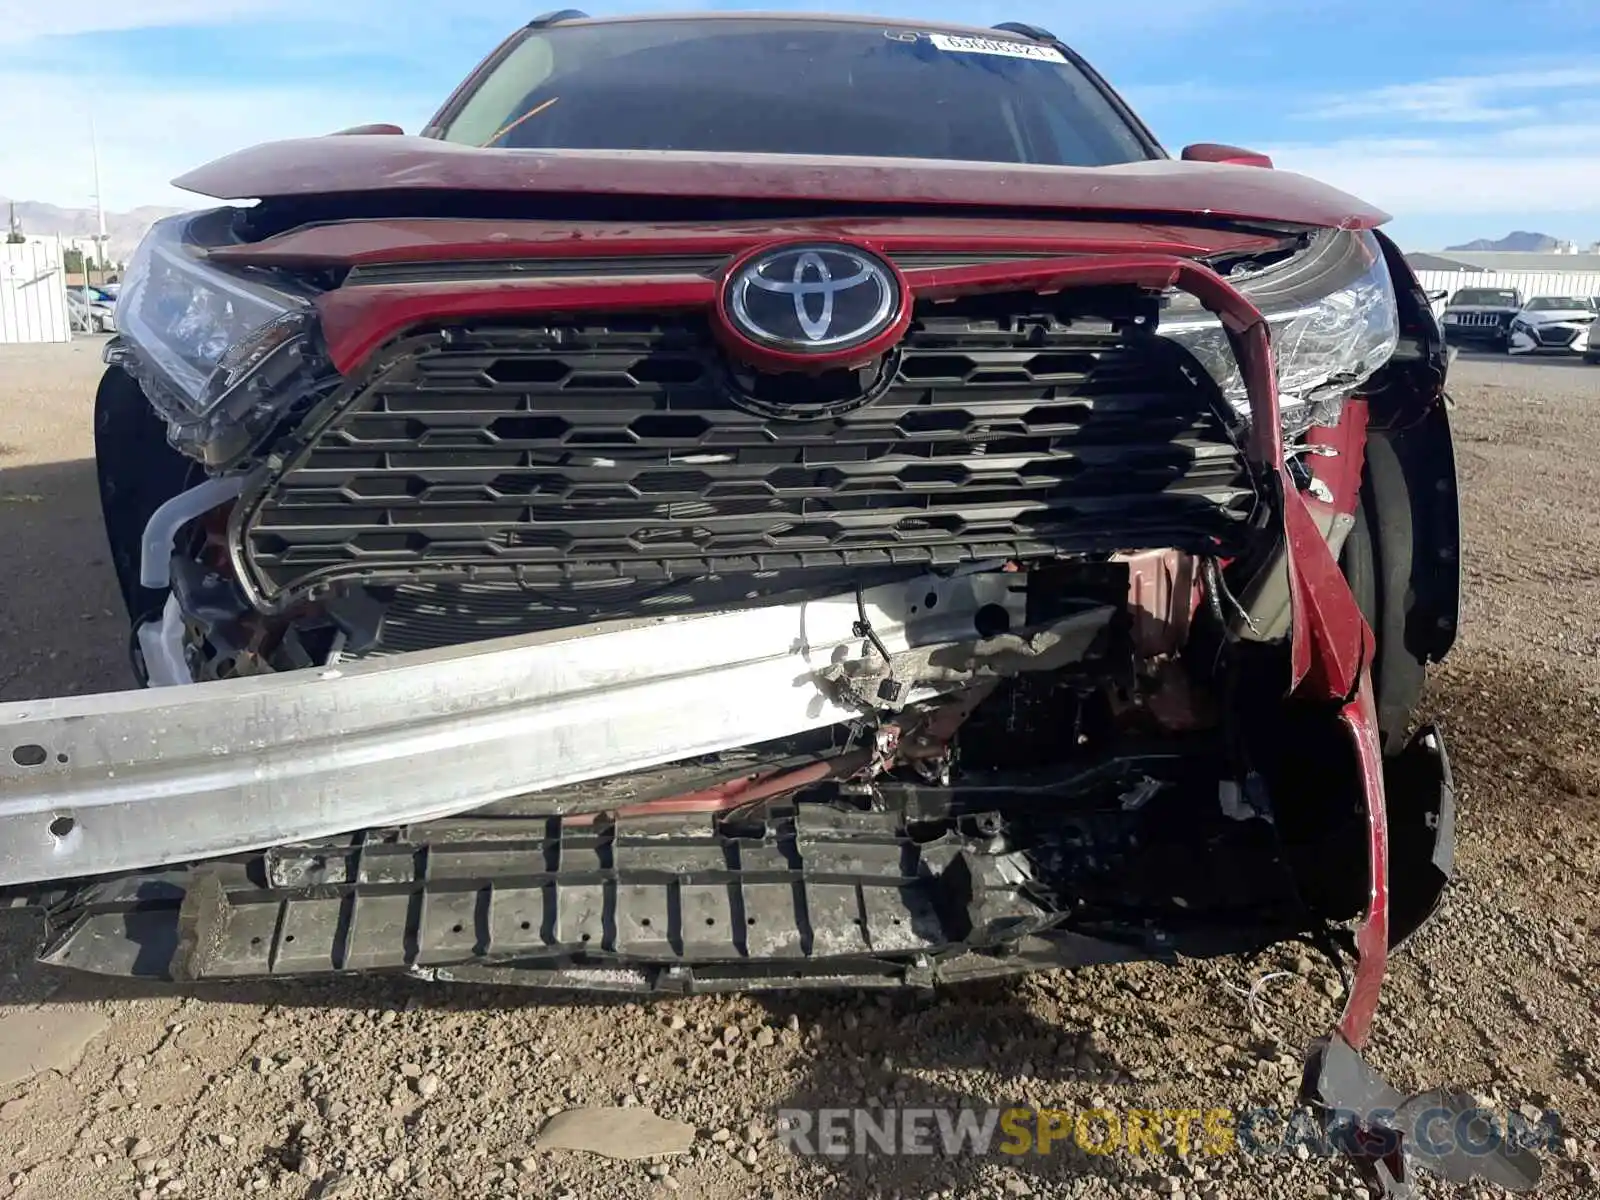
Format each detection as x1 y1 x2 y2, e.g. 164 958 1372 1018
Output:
0 252 1534 1196
1508 320 1593 355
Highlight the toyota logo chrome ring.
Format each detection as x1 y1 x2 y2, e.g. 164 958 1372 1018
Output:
718 243 908 367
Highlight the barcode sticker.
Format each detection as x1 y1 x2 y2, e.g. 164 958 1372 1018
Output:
926 33 1066 63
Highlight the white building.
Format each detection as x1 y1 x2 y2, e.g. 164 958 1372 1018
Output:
1404 249 1600 313
0 238 72 344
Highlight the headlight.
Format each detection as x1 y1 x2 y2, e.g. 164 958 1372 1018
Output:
1158 229 1399 431
111 210 323 465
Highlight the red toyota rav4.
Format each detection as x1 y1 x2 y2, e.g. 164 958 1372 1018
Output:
3 13 1536 1192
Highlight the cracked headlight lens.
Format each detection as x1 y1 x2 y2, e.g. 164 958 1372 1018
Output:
1159 229 1399 430
114 210 314 420
111 210 323 464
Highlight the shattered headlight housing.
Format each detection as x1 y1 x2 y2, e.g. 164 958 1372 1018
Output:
1159 229 1399 432
111 210 323 466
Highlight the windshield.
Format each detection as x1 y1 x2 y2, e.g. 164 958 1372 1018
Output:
436 19 1152 167
1526 296 1596 312
1450 289 1519 307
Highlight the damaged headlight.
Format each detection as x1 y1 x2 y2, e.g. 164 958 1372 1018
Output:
111 210 324 465
1159 229 1399 431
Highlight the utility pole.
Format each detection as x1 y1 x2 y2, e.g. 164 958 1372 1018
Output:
89 115 107 289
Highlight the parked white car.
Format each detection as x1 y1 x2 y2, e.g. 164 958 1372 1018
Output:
1507 295 1598 356
65 288 117 334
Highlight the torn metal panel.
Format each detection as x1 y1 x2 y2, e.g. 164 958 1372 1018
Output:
0 571 1057 888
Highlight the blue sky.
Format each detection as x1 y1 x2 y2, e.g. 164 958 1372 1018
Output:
1 0 1597 248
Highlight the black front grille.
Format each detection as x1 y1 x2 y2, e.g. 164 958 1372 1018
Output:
1450 311 1510 328
1534 324 1581 347
238 298 1256 606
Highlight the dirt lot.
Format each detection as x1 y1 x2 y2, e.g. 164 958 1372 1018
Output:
0 341 1596 1200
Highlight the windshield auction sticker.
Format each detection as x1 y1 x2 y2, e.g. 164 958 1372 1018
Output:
926 33 1068 63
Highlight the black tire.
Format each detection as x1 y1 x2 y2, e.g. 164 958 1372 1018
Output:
1340 435 1428 756
94 366 197 622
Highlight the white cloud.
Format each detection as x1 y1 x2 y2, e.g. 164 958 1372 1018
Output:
0 67 436 210
0 0 301 44
1272 62 1600 239
1298 66 1600 124
1495 122 1600 149
0 0 480 208
1266 137 1600 217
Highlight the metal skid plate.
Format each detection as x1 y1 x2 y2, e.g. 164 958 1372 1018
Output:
37 805 1057 983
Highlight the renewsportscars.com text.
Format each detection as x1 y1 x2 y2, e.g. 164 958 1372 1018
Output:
775 1105 1561 1160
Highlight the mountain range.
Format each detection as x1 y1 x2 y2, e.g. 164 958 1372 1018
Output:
3 198 184 265
1443 231 1567 253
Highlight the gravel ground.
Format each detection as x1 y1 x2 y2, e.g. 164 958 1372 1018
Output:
0 341 1596 1200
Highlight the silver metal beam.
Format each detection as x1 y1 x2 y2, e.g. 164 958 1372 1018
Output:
0 571 1025 888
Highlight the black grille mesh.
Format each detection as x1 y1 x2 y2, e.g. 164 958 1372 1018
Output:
239 301 1256 604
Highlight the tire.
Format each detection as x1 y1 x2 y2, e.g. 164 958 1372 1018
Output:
1340 435 1427 756
94 366 197 622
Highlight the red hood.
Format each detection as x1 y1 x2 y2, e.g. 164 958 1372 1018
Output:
175 135 1387 230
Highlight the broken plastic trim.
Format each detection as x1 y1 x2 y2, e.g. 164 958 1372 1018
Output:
139 475 244 590
1302 1034 1543 1195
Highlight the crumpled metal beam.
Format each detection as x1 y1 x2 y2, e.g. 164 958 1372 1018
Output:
0 571 1048 888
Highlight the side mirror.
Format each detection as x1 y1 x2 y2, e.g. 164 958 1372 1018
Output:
330 123 405 136
1426 289 1449 303
1181 142 1274 169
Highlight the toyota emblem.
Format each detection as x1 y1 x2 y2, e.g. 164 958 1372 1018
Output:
724 244 902 354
